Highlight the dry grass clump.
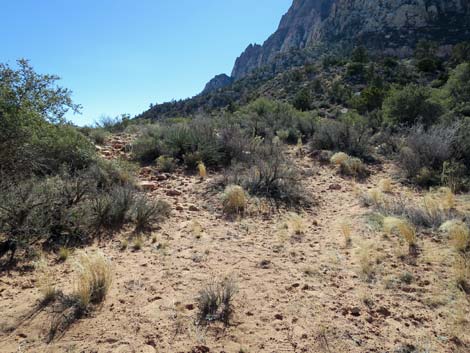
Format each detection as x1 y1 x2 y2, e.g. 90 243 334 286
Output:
340 221 352 246
222 185 247 215
190 220 203 239
454 253 470 293
339 157 369 179
196 277 238 326
132 237 143 251
357 241 377 281
379 178 393 193
37 266 59 305
383 217 417 254
58 247 71 262
360 188 385 207
198 162 207 179
330 152 349 165
286 212 307 236
440 220 470 252
73 252 112 310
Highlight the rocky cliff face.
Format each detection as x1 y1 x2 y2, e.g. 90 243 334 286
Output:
231 0 470 79
202 74 233 94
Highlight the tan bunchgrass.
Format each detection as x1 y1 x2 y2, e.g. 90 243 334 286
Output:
37 263 59 305
198 162 207 179
454 253 470 292
340 221 352 246
357 241 376 281
379 178 393 193
368 188 384 206
222 185 247 215
58 247 71 262
73 252 112 310
330 152 349 165
132 237 143 251
383 217 417 252
424 187 456 217
190 220 203 239
286 212 306 235
440 220 470 252
437 187 456 210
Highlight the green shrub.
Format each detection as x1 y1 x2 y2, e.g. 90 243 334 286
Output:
225 141 310 207
310 113 372 160
383 84 444 126
339 157 369 180
350 86 386 113
90 187 135 231
441 63 470 115
132 196 170 233
88 129 108 145
398 125 458 186
156 156 176 173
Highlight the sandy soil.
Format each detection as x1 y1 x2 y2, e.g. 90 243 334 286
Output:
1 135 469 353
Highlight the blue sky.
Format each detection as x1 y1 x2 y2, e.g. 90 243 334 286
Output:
2 0 291 125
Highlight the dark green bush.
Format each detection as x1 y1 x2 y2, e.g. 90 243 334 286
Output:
350 86 386 113
383 84 444 127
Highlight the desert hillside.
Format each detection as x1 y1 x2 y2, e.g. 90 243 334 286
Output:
2 1 470 352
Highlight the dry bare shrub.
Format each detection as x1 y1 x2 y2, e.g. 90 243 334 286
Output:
383 217 417 254
330 152 349 165
222 185 247 215
73 252 112 311
196 277 238 326
440 220 470 252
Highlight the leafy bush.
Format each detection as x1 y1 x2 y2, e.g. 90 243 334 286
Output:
441 63 470 115
349 86 386 114
383 84 444 127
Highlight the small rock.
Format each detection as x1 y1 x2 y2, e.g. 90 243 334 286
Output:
274 313 284 320
139 181 157 191
350 307 361 316
188 205 199 212
166 189 182 197
328 184 342 191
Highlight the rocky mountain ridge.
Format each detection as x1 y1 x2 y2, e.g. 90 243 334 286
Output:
230 0 470 80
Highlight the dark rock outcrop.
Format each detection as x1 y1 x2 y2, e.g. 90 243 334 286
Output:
202 74 233 94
